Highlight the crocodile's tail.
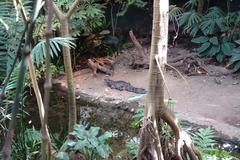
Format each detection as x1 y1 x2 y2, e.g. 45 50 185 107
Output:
127 86 147 94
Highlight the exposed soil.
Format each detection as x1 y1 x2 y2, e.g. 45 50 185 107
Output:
54 46 240 139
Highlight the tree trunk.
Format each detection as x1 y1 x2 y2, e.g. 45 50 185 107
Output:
137 0 165 159
61 19 77 132
52 0 80 132
137 0 202 159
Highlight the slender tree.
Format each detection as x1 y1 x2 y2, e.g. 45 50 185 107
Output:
14 0 53 158
138 0 202 159
41 0 54 159
1 1 43 159
52 0 80 132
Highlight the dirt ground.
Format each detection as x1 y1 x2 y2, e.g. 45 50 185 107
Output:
54 47 240 139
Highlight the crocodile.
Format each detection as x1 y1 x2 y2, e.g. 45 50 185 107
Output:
104 79 147 94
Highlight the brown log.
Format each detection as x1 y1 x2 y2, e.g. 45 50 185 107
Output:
129 30 149 68
87 59 113 76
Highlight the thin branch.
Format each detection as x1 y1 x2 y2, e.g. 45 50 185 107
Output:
52 1 64 20
1 1 43 159
16 0 29 22
66 0 81 18
40 0 54 159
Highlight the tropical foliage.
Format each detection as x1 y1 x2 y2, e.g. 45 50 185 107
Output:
12 127 42 159
56 124 112 160
175 0 240 70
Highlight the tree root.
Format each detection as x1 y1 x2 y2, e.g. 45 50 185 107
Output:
137 118 164 160
160 104 202 160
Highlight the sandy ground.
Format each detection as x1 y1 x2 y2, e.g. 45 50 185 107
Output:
54 64 240 139
54 46 240 139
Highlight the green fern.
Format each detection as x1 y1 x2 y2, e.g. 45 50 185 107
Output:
191 127 217 152
0 0 31 137
0 1 31 82
12 127 41 159
0 67 28 132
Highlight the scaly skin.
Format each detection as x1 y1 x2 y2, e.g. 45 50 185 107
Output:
104 79 147 94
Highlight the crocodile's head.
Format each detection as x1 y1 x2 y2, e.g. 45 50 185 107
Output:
104 78 110 83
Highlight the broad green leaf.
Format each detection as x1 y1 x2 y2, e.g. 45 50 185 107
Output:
207 45 220 56
89 137 99 147
73 141 86 150
55 152 69 160
89 126 100 137
221 42 232 56
99 131 112 142
66 140 76 147
209 37 218 45
196 42 211 54
235 39 240 45
191 36 209 44
96 144 110 158
229 53 240 65
233 61 240 71
216 53 225 62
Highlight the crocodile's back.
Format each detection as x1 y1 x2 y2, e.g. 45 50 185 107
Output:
104 79 146 94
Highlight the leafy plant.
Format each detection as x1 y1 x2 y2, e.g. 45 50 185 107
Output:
0 1 29 82
177 0 240 70
191 127 240 159
169 5 184 23
0 67 28 133
191 127 217 152
32 37 76 66
12 127 42 159
131 99 177 128
200 7 227 35
191 35 235 62
113 0 147 17
229 40 240 70
54 0 106 37
56 124 112 160
125 139 138 158
179 10 203 36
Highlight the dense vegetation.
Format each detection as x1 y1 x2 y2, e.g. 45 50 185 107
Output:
0 0 239 159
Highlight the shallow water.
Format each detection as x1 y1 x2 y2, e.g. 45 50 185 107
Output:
25 91 138 154
25 90 240 158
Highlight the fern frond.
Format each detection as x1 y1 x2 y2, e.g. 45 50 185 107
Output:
191 127 217 152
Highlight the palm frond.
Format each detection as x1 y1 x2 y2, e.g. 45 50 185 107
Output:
32 37 76 66
0 1 29 82
169 5 184 22
200 7 227 35
179 10 202 36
